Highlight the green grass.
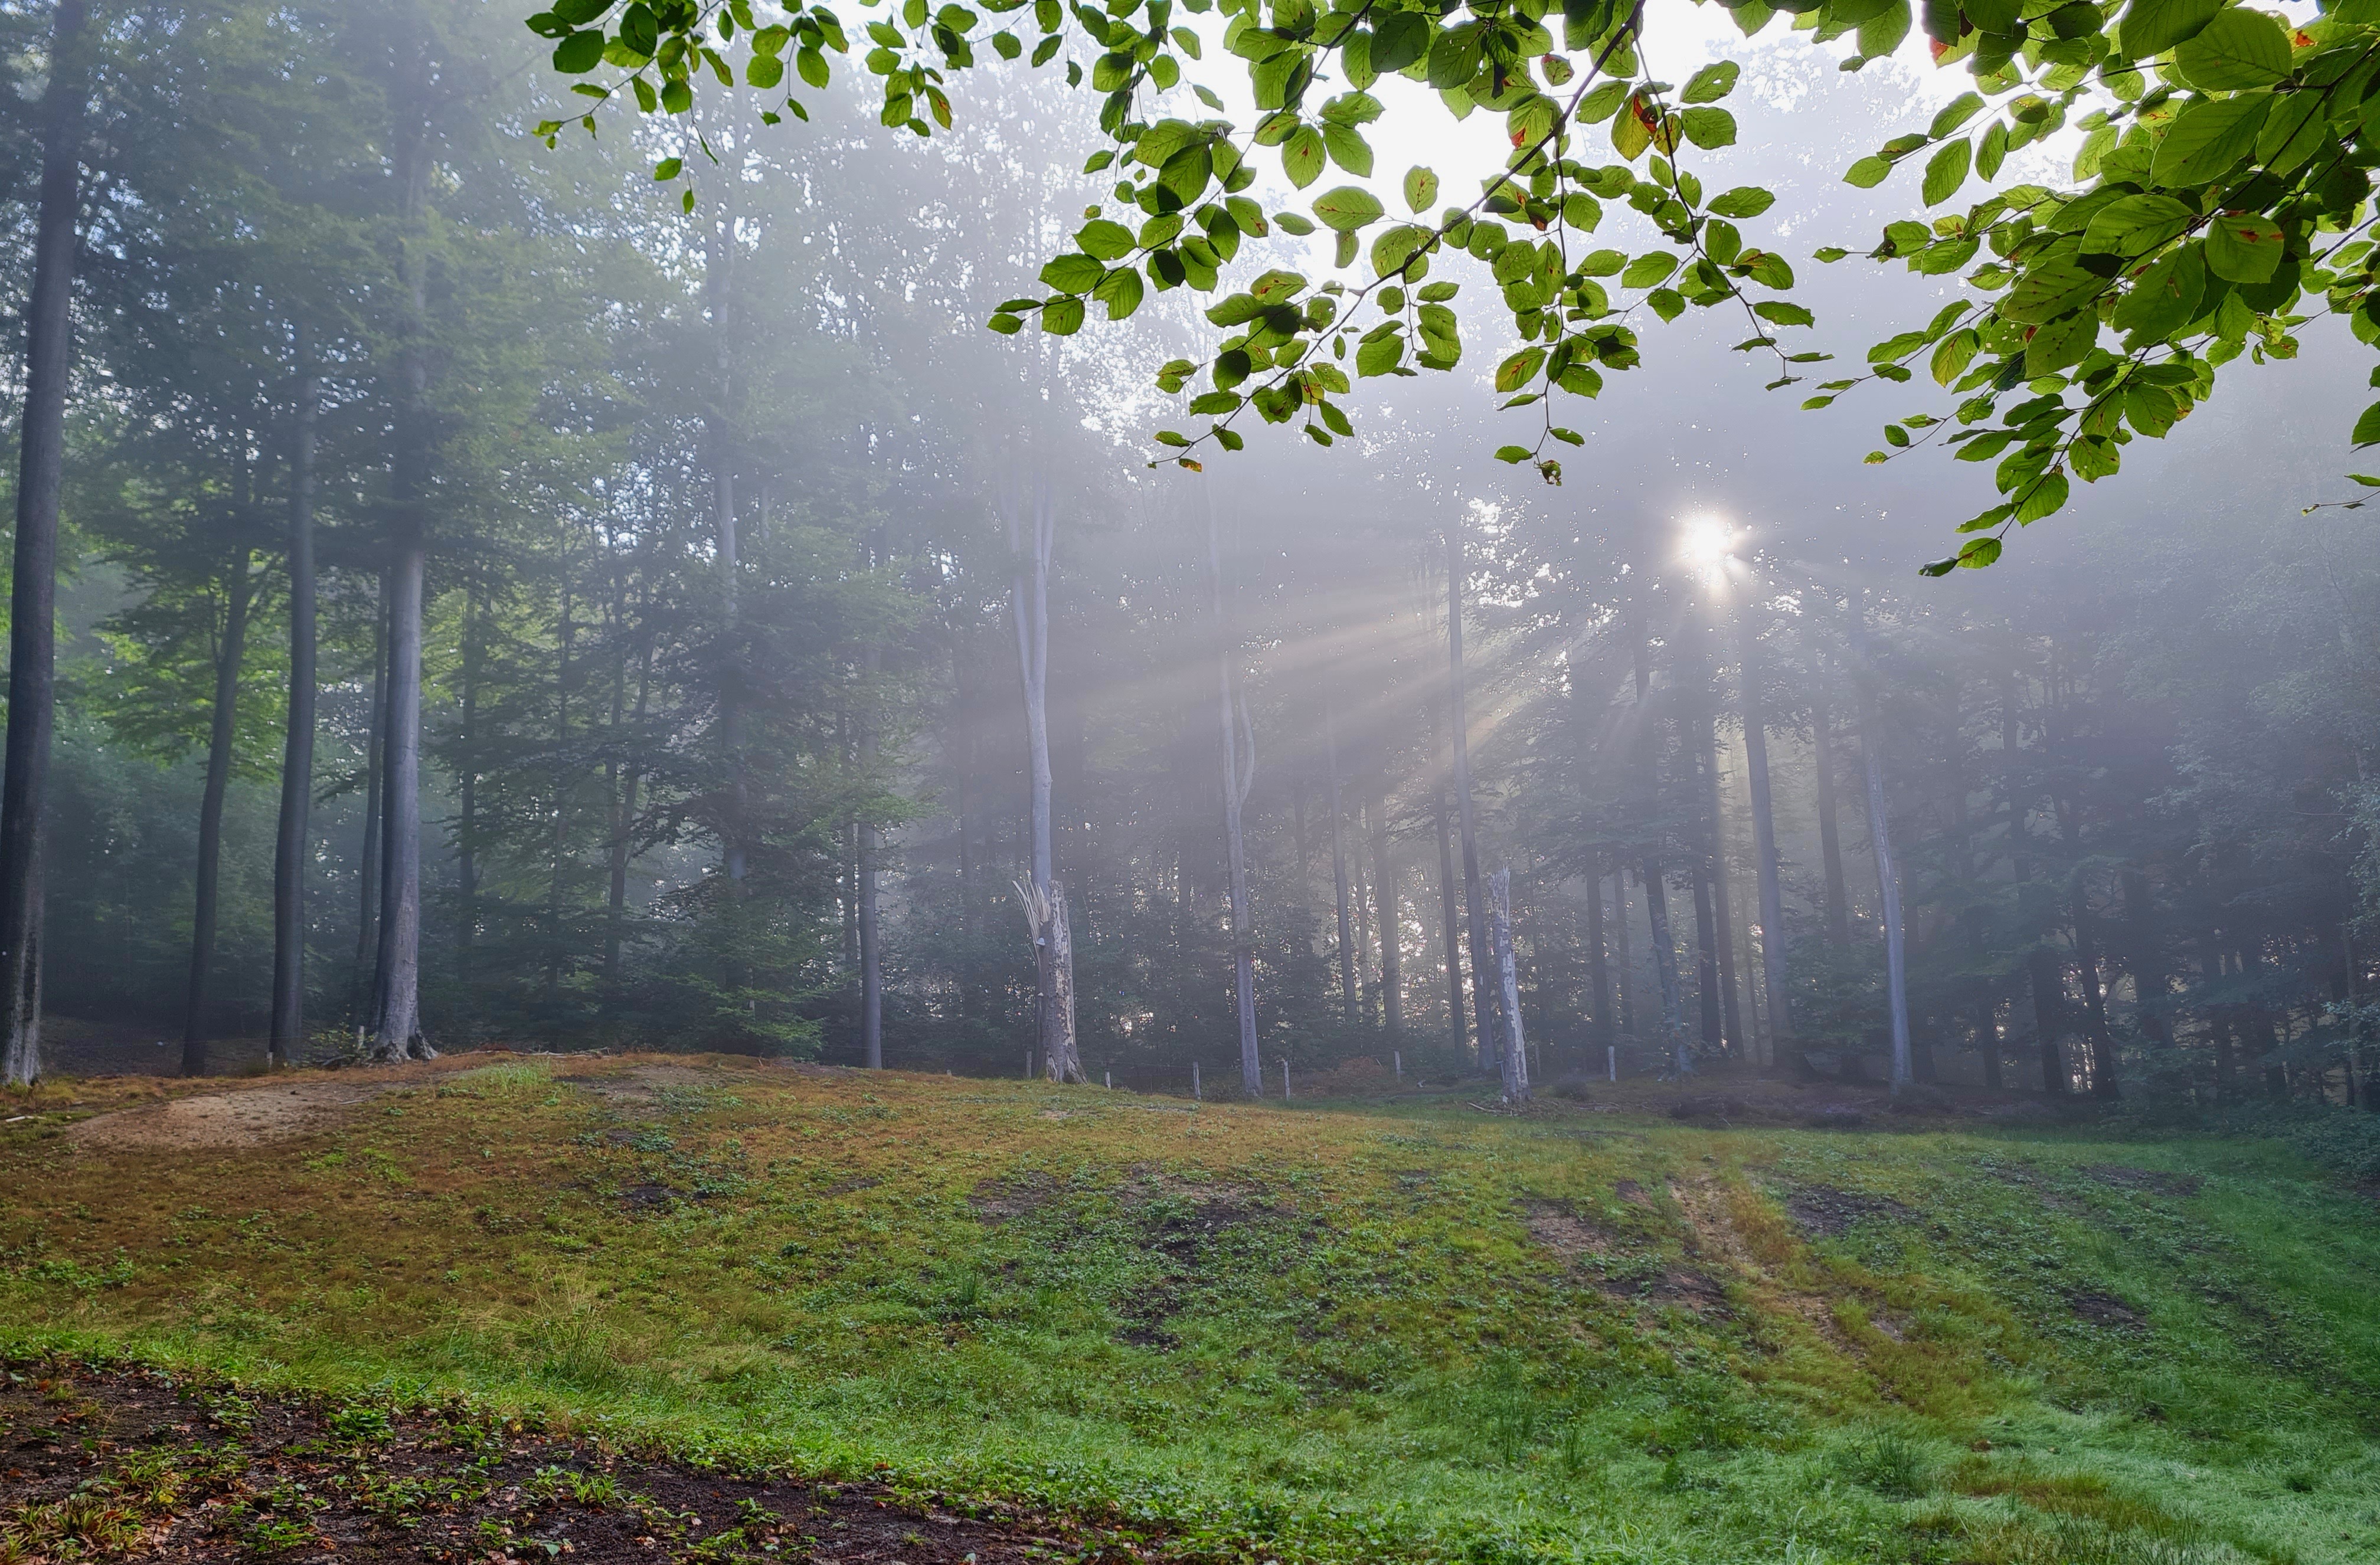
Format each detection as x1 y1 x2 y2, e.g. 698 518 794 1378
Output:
4 1056 2377 1564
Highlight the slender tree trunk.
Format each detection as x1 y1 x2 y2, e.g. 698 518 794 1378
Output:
183 547 258 1073
2031 946 2068 1092
1854 613 1911 1095
1368 784 1401 1039
1692 859 1722 1051
270 342 319 1069
859 643 882 1068
1613 869 1634 1039
2124 868 2170 1046
606 626 653 996
1976 996 2003 1089
0 0 91 1086
1645 862 1688 1073
1447 528 1498 1069
1694 692 1744 1053
1208 500 1258 1095
349 577 388 1029
1739 611 1791 1050
1006 470 1077 1081
371 47 436 1064
1587 857 1611 1045
1430 708 1466 1050
1489 867 1528 1102
1326 696 1357 1026
2073 879 2120 1099
1813 692 1852 948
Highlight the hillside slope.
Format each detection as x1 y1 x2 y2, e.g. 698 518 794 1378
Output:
3 1056 2375 1564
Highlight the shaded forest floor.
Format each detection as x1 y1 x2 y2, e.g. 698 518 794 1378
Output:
1 1055 2376 1564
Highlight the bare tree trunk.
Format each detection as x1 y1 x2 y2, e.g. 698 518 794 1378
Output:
1852 602 1910 1094
1325 696 1357 1026
1692 857 1722 1052
1813 691 1852 948
371 42 436 1064
183 546 257 1074
1612 869 1634 1039
1587 856 1611 1046
270 340 319 1069
1368 784 1401 1039
1489 867 1528 1102
859 642 882 1068
1738 610 1789 1052
2072 876 2120 1099
1005 467 1075 1081
1208 500 1259 1094
1429 711 1465 1050
1645 862 1688 1073
2123 867 2170 1046
606 620 652 996
0 0 91 1086
1447 528 1498 1070
349 577 387 1029
2031 946 2068 1092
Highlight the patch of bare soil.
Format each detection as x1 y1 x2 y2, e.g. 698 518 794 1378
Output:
1783 1185 1917 1239
2082 1165 2204 1198
64 1081 408 1153
0 1361 1145 1563
1521 1199 1627 1261
2068 1289 2147 1331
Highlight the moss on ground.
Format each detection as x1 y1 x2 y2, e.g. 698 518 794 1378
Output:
2 1055 2374 1564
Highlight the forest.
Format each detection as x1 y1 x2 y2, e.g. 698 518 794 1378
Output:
1 1 2378 1563
0 0 2371 1117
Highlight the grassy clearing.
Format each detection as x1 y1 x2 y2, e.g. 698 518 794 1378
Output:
3 1056 2376 1564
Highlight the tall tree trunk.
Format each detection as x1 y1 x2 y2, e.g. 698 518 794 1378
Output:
1447 528 1498 1070
1645 862 1688 1073
349 577 388 1029
2031 945 2068 1092
606 622 653 997
371 43 436 1064
1325 696 1357 1026
0 0 91 1086
1692 858 1723 1052
1738 610 1791 1051
270 342 319 1069
1429 705 1465 1050
1694 689 1744 1053
1813 691 1852 948
1367 784 1401 1039
1208 499 1259 1095
1587 856 1611 1046
1613 869 1634 1039
1854 608 1911 1095
1975 996 2003 1089
859 643 882 1068
2123 867 2170 1046
1006 469 1077 1082
1489 867 1529 1102
2072 878 2120 1099
183 546 258 1073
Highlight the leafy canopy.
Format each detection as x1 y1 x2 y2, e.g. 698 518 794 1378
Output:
529 0 2380 570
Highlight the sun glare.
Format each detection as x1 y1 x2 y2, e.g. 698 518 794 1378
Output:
1679 514 1734 585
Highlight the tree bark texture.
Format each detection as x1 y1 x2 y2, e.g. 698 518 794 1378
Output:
271 343 319 1068
1325 696 1356 1026
1447 528 1498 1070
1366 784 1400 1037
184 548 257 1073
1490 867 1528 1102
1208 497 1260 1097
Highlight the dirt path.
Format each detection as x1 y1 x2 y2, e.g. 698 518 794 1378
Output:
0 1361 1141 1563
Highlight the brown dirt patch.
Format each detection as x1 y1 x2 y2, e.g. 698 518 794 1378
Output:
2068 1289 2147 1331
2081 1165 2203 1198
64 1081 408 1153
0 1361 1144 1563
1783 1185 1916 1239
1521 1199 1626 1260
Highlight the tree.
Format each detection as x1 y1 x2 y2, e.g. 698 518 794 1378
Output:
534 0 2380 572
0 0 92 1085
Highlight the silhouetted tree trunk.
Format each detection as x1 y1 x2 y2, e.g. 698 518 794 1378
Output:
0 0 91 1086
1813 689 1852 948
859 642 882 1069
1740 615 1790 1053
1367 783 1401 1039
2031 947 2068 1092
184 545 258 1074
349 577 387 1030
1613 869 1634 1039
1003 467 1076 1082
1692 857 1723 1052
1853 604 1911 1095
1208 501 1258 1094
1326 695 1357 1026
2073 879 2120 1099
1587 857 1611 1046
2124 868 2170 1046
1490 868 1528 1102
1430 704 1466 1051
1447 527 1498 1069
271 342 319 1069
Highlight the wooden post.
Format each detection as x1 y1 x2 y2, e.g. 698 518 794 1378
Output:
1192 1060 1201 1100
1281 1058 1291 1099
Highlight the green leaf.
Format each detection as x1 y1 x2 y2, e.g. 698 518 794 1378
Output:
1311 186 1385 233
986 312 1025 335
1682 61 1740 103
1189 391 1242 415
2119 0 2222 59
1754 300 1815 326
1356 330 1406 376
2150 94 2269 188
1931 328 1978 387
552 29 606 72
799 45 831 87
1845 155 1892 189
1371 11 1428 74
653 156 683 181
1493 444 1532 463
1921 139 1971 207
2355 401 2380 448
1495 347 1546 393
2172 7 2291 89
1928 93 1985 141
2023 310 2095 378
1039 253 1106 293
1094 268 1145 320
2111 241 2206 338
1076 220 1136 261
1322 123 1373 176
2014 472 2069 524
2078 194 2196 258
2205 212 2284 283
2003 257 2103 324
1680 107 1736 150
1283 126 1326 188
1402 165 1440 214
1956 536 2003 569
1621 251 1679 290
746 53 784 88
1275 211 1316 235
2124 381 2179 437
